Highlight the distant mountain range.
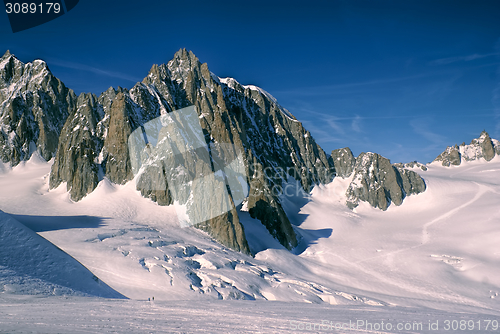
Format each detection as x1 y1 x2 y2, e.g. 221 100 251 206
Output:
2 49 497 255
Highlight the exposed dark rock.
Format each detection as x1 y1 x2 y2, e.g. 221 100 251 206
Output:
49 93 102 201
478 131 495 162
346 152 426 211
0 51 75 165
346 153 401 210
329 147 355 178
101 93 135 184
394 165 427 196
434 131 499 166
135 163 173 206
246 159 297 250
48 87 127 201
196 196 251 255
434 145 461 167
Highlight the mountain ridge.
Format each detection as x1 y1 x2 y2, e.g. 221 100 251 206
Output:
434 130 500 167
0 50 75 165
1 49 429 254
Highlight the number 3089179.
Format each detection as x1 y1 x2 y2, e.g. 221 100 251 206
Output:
5 3 61 14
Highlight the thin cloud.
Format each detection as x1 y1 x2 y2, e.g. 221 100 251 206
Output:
430 52 500 65
300 119 344 144
410 118 446 145
306 109 416 121
48 59 142 83
273 72 443 97
351 115 362 133
304 108 497 122
325 117 346 135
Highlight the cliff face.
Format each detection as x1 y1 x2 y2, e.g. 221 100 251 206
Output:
49 87 126 200
49 93 102 201
47 49 334 254
0 51 75 165
330 149 426 211
2 48 430 254
329 147 355 178
344 152 426 211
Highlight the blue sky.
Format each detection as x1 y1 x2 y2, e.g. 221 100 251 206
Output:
1 0 500 163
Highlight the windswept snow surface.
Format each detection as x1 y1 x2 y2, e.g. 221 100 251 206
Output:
1 295 499 334
299 157 500 312
0 153 500 332
0 212 123 298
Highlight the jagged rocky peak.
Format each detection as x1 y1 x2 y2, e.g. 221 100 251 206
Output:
40 48 336 254
101 92 135 184
345 152 426 211
462 131 497 162
3 49 431 254
167 49 199 76
50 87 140 202
140 50 332 251
49 92 102 201
330 147 355 178
0 50 24 89
0 50 75 165
435 145 461 167
434 131 499 166
46 49 329 253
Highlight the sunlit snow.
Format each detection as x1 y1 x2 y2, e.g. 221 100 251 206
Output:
1 153 499 333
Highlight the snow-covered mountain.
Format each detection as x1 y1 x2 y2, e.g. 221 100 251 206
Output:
0 51 75 165
0 133 499 333
0 154 388 305
434 130 500 166
0 49 426 255
47 49 337 254
1 50 500 332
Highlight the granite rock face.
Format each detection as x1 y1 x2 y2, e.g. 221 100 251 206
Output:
101 93 135 184
394 165 427 197
2 48 433 254
196 201 250 254
346 152 426 211
49 93 102 201
435 145 461 167
49 87 126 201
0 51 75 165
46 49 334 254
330 147 355 178
480 133 496 161
434 131 499 166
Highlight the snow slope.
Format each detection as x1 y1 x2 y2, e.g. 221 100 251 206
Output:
294 156 500 313
0 153 383 306
0 209 123 298
0 152 500 332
